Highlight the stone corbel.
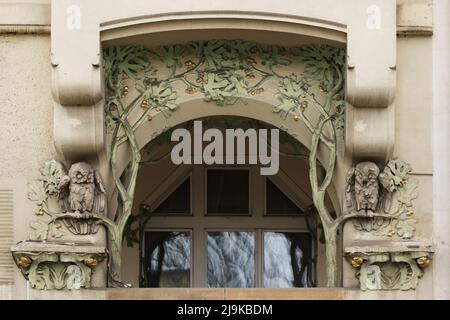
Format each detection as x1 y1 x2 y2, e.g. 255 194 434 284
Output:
11 241 106 290
345 240 434 291
51 0 104 161
345 0 397 160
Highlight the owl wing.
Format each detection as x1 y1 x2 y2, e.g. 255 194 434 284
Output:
93 170 106 215
57 174 71 213
345 167 356 209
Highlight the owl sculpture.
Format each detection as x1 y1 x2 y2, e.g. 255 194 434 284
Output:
345 162 381 214
57 162 106 234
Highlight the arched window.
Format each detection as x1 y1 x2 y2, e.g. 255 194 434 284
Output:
124 117 331 288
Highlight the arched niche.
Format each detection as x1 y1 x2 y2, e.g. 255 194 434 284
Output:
113 98 342 217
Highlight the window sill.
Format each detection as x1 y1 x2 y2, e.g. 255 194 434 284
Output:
105 288 344 300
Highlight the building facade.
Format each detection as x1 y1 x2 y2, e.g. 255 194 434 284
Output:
0 0 449 299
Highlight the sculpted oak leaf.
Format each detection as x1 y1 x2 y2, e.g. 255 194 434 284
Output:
103 45 150 94
27 181 46 206
398 179 419 207
156 45 186 69
274 77 307 119
380 160 412 192
29 220 49 241
202 71 247 106
258 45 291 67
395 218 417 239
137 80 178 118
294 45 344 90
203 40 228 71
273 98 297 119
50 223 65 239
39 160 66 196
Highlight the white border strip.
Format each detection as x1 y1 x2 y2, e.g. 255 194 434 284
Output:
0 3 50 34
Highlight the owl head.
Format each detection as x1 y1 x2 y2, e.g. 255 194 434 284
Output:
354 162 380 188
68 162 94 184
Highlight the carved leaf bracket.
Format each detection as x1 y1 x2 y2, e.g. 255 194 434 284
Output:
11 241 106 290
345 241 434 291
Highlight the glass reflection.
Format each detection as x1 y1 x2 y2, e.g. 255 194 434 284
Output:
264 232 313 288
144 231 190 288
207 232 255 288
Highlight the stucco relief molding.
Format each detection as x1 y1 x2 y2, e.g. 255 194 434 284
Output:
345 241 434 290
51 0 397 161
11 242 106 290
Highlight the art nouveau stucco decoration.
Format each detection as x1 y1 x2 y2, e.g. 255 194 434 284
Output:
11 242 106 290
343 159 432 291
58 162 106 235
104 41 346 287
51 0 396 161
345 241 434 291
49 0 398 288
346 159 418 236
27 160 106 236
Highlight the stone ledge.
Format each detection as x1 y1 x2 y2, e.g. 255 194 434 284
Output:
345 240 434 254
397 0 433 36
0 3 50 34
105 288 345 300
11 241 106 255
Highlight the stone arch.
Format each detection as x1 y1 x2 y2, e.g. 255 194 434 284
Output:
114 97 341 217
102 38 347 285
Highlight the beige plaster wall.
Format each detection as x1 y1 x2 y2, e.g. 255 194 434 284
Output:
0 34 57 179
0 34 56 299
395 36 433 240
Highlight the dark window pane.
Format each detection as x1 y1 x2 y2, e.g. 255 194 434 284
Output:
207 232 255 288
144 231 191 288
207 169 249 214
266 179 304 214
153 177 190 214
264 232 313 288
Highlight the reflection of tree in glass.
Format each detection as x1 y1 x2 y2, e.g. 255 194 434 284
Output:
207 232 255 288
144 232 190 287
264 232 313 288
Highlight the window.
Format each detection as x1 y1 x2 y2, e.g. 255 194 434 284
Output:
266 178 305 215
264 232 313 287
141 166 316 288
207 231 255 288
206 169 249 214
152 177 191 214
143 231 191 287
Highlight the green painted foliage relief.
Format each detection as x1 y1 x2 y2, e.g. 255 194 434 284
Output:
102 40 346 287
103 40 346 133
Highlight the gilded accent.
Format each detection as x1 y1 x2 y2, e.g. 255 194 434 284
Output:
17 256 32 268
416 256 430 268
83 258 98 267
387 230 397 237
351 257 364 268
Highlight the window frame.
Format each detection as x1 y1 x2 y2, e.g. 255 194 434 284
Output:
149 173 193 216
204 166 252 216
141 165 321 288
264 176 307 216
142 228 193 288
